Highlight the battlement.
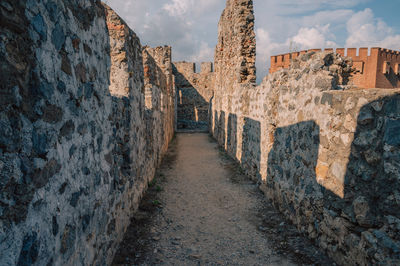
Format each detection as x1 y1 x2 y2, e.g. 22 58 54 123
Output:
173 61 196 75
269 47 400 89
201 62 214 74
173 61 214 75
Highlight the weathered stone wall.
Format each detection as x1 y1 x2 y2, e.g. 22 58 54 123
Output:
0 1 175 265
143 46 176 178
211 0 400 264
214 0 256 93
270 47 400 89
173 62 214 130
212 0 256 138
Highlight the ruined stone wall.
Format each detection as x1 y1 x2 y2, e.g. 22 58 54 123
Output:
143 46 176 178
214 0 256 94
270 48 400 89
0 1 175 265
212 0 256 140
173 62 214 130
211 0 400 264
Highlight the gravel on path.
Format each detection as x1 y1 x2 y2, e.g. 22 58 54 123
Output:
112 133 333 266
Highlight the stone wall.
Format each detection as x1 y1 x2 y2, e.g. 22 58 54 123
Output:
211 0 400 264
270 47 400 89
173 62 214 131
214 0 256 93
143 45 176 178
0 1 175 265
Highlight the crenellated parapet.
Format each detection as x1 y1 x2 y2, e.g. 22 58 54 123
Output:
172 61 214 89
201 62 214 74
173 61 196 76
270 47 400 89
173 61 214 77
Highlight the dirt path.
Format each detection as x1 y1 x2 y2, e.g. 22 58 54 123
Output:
112 133 333 265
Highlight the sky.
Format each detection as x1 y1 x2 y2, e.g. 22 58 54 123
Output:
105 0 400 83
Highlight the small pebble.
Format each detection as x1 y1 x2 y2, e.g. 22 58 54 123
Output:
189 254 201 260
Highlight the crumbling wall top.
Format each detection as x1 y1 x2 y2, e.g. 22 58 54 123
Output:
214 0 256 92
269 47 400 89
173 61 197 75
143 46 173 94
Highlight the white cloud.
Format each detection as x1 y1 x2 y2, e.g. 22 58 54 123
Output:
256 29 277 58
256 25 337 83
190 42 214 62
163 0 220 17
288 0 368 9
106 0 225 63
256 28 282 82
163 0 193 17
302 9 354 27
291 25 337 49
380 35 400 50
345 8 400 50
255 0 369 17
256 28 285 66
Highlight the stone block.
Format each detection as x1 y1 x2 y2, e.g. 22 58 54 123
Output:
31 14 47 40
384 119 400 146
51 23 65 50
17 232 39 266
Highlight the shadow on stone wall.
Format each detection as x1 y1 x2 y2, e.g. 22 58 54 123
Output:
214 111 226 146
327 94 400 263
241 117 261 181
264 95 400 264
173 67 210 131
213 110 221 144
0 0 41 230
266 120 321 224
213 110 219 139
386 68 400 88
227 113 238 157
143 51 165 169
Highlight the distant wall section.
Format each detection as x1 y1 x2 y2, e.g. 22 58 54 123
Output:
173 62 214 131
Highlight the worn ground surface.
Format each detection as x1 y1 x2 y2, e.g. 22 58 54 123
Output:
112 133 334 265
